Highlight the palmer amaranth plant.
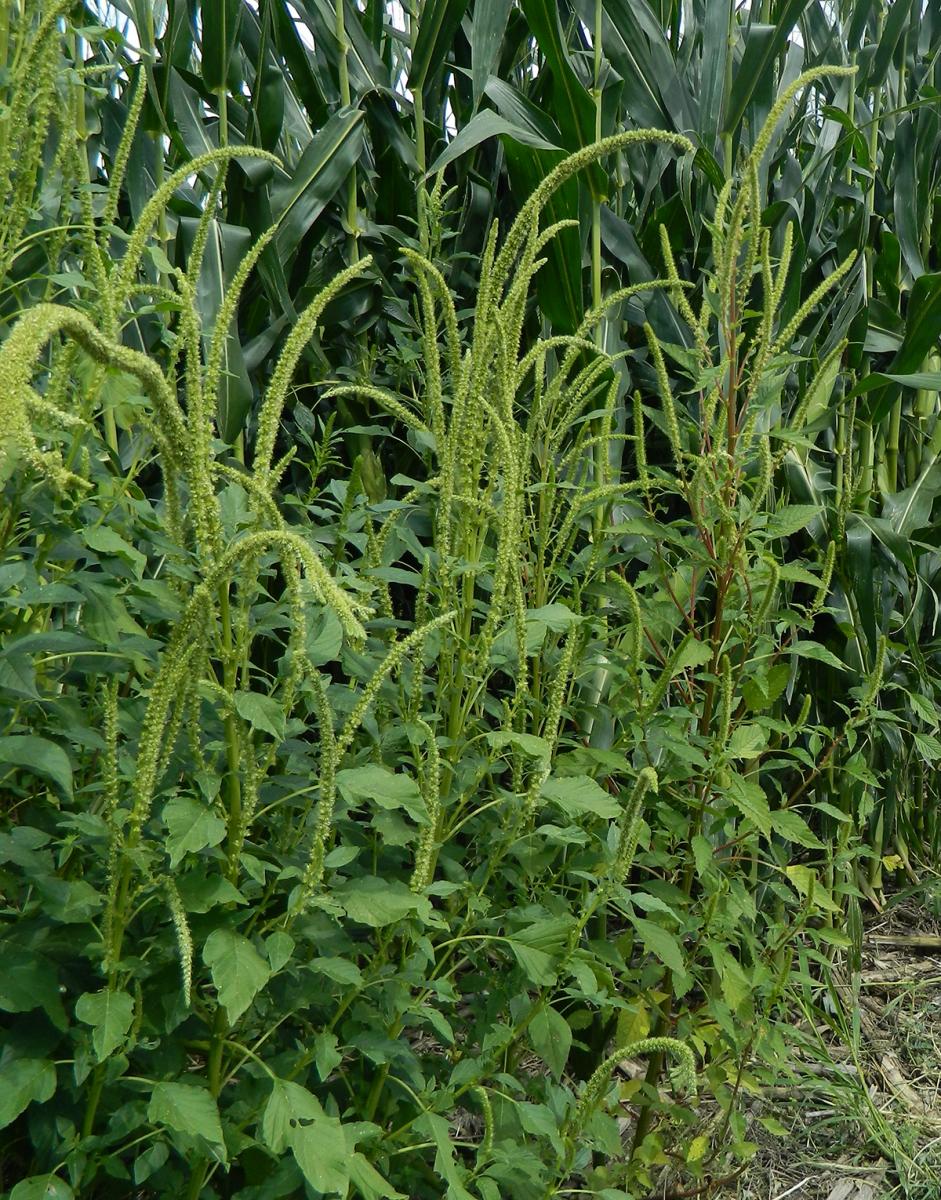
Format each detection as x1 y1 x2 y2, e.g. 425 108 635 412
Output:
0 59 898 1200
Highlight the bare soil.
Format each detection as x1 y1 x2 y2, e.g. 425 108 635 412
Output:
737 894 941 1200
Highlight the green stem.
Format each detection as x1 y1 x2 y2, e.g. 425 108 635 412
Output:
410 0 428 250
844 51 857 186
583 0 611 743
854 421 874 509
142 2 169 288
590 0 604 518
629 989 674 1156
0 0 11 168
219 583 243 875
721 1 735 176
81 1066 106 1140
886 395 902 494
186 1008 228 1200
864 5 885 303
217 84 229 218
336 0 359 264
834 400 847 509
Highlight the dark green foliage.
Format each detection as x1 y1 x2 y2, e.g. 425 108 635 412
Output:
2 2 941 1198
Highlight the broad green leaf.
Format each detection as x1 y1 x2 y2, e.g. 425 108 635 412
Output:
177 872 246 912
349 1153 407 1200
314 1030 343 1079
334 876 420 927
9 1178 73 1200
0 652 37 700
709 943 751 1011
75 989 134 1062
540 775 621 819
291 1110 350 1195
764 505 821 539
691 835 714 878
511 915 577 952
760 1116 790 1137
414 1112 476 1200
147 1082 226 1152
0 828 51 871
83 526 147 578
770 809 823 849
163 796 226 868
133 1143 170 1186
417 1003 455 1045
674 638 713 673
792 641 848 671
911 693 940 729
0 947 63 1023
486 730 550 759
266 932 295 973
336 764 427 822
518 1101 561 1142
726 775 772 837
308 608 343 664
0 1059 56 1130
687 1135 710 1163
529 1005 571 1080
203 929 271 1022
628 916 685 975
527 602 582 632
785 865 840 912
80 579 148 646
727 724 767 760
509 941 556 986
262 1078 324 1155
233 691 286 741
913 731 941 761
310 956 363 986
0 736 72 798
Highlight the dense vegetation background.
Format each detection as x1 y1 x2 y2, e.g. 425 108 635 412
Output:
3 0 941 1196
